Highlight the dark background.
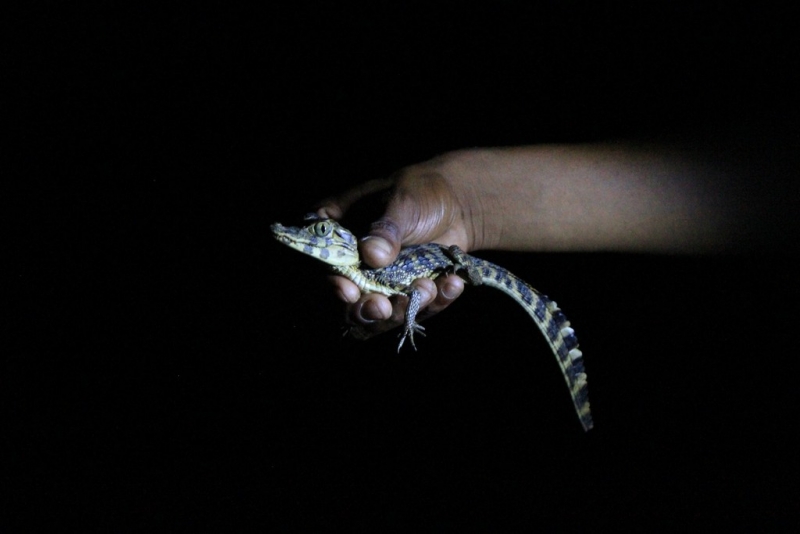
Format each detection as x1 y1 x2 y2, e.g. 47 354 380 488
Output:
8 2 800 530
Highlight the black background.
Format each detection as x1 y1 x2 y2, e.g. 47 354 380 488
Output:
8 2 800 530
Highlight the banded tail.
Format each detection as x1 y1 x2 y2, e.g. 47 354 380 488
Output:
471 258 594 431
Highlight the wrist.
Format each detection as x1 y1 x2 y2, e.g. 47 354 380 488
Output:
434 148 505 252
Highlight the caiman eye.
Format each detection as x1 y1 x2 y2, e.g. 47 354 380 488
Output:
313 221 332 237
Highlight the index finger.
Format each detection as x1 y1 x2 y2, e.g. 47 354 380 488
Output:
314 178 395 220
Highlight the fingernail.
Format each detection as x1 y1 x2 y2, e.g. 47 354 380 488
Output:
361 236 393 264
360 299 388 322
441 284 459 300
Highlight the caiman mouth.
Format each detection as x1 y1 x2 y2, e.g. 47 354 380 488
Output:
270 223 295 244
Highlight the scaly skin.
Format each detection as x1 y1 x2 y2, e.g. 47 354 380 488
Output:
271 216 593 431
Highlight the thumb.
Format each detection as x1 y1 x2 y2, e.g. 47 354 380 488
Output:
360 171 460 268
359 217 404 268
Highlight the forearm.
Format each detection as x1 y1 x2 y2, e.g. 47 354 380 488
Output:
438 143 754 254
318 140 795 334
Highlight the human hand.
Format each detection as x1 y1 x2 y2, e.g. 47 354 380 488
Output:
315 154 483 340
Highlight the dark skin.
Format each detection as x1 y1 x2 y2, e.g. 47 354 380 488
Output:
315 143 796 339
316 153 475 338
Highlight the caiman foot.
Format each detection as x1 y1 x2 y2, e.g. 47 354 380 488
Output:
397 322 426 352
